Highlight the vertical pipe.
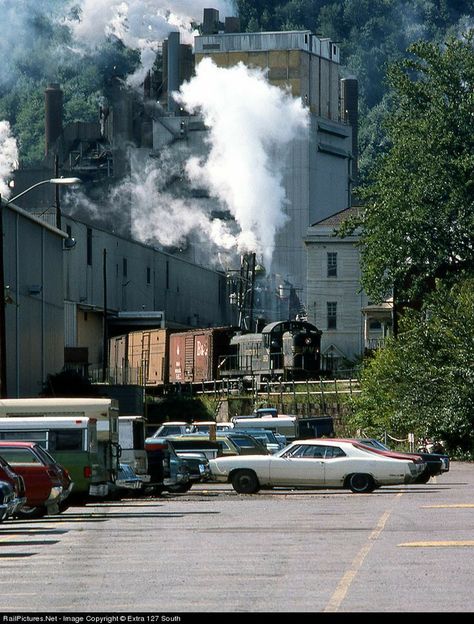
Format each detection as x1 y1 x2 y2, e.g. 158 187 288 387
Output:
41 228 45 388
0 196 7 397
102 248 108 382
55 155 61 229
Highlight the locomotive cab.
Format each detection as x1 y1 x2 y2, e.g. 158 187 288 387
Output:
262 320 322 379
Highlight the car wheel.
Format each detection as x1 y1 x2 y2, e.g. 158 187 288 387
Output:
348 473 375 493
15 505 47 519
58 500 71 513
231 469 260 494
414 472 431 484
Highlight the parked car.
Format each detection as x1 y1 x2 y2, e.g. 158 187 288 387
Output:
144 435 209 494
0 481 17 522
230 429 281 453
175 432 270 457
0 456 26 520
274 433 288 450
356 438 449 483
115 463 144 493
192 421 235 433
0 442 73 518
150 422 195 437
208 439 426 494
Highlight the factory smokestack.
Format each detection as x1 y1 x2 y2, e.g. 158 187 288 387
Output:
45 83 63 156
167 32 180 114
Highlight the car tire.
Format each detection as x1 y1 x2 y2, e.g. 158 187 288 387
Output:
414 472 431 484
58 500 71 513
231 469 260 494
348 473 375 493
15 505 47 519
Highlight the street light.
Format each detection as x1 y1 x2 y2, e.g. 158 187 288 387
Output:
6 176 82 207
0 176 82 397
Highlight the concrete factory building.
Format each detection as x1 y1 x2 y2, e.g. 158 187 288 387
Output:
149 12 357 303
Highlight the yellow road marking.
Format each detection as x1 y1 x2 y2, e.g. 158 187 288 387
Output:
324 492 403 612
399 541 474 547
422 504 474 508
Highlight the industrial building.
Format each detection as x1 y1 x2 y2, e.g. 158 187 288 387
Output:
1 7 364 398
150 12 358 302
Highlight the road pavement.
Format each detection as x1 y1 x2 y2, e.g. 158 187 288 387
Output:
0 461 473 613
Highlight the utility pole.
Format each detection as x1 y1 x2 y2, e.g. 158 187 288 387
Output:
0 195 7 397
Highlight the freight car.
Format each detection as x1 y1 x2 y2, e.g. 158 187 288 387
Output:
108 320 322 389
109 328 173 386
168 327 236 384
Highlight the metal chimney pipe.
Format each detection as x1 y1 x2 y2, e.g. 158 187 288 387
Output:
45 83 63 156
167 32 180 114
340 78 359 184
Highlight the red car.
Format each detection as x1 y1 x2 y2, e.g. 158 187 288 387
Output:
0 442 73 518
0 455 27 520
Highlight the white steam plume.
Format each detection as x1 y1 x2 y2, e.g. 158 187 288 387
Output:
0 121 19 199
174 58 309 267
68 1 235 87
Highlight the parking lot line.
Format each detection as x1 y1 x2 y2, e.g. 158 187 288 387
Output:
399 541 474 547
324 492 403 612
422 504 474 508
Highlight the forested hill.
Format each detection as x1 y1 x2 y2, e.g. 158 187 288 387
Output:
1 0 473 177
234 0 474 178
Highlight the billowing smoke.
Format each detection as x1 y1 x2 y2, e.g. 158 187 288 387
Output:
67 0 235 87
67 58 309 269
0 1 234 88
174 58 309 267
0 122 19 199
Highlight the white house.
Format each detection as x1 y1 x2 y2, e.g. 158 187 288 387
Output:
305 206 393 371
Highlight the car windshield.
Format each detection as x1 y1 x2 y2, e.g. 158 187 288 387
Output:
359 439 390 451
229 435 259 448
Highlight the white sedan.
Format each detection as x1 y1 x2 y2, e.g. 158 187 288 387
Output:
209 439 425 494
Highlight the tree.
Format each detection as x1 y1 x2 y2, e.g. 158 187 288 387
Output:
41 370 101 397
349 279 474 457
341 34 474 308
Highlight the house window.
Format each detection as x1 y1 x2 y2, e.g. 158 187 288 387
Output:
146 267 151 284
327 302 337 329
327 252 337 277
123 258 128 278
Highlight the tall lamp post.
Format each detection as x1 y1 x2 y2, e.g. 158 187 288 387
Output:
0 176 82 397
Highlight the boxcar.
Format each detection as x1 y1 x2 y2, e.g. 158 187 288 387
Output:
168 327 235 384
109 329 172 386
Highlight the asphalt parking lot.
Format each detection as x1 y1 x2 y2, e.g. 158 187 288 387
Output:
1 461 473 613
